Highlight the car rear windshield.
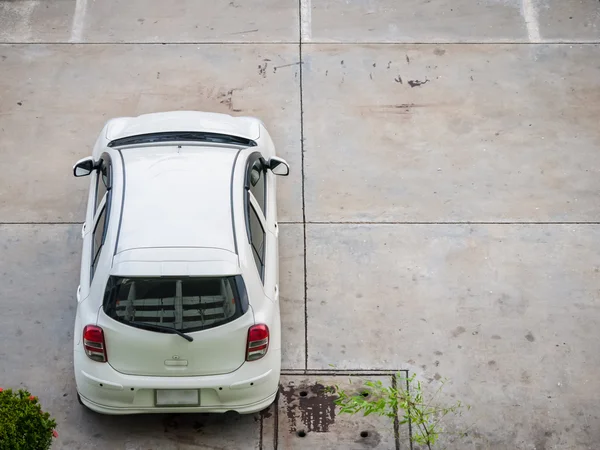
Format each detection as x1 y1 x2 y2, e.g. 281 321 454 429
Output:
103 276 249 333
107 132 257 148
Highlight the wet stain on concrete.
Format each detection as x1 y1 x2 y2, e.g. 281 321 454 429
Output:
433 48 446 56
260 406 273 419
280 383 336 433
258 62 268 78
452 326 466 337
533 428 553 450
366 103 437 115
408 79 429 87
525 332 535 342
496 293 530 316
217 88 242 112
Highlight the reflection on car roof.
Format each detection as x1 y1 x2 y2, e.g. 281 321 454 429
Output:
117 145 238 254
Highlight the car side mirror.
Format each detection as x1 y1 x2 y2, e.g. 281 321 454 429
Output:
73 157 95 177
268 157 290 176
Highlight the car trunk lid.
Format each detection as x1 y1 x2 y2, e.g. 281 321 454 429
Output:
98 275 253 376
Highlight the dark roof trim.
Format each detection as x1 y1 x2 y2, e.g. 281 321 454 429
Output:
113 149 127 258
230 149 243 256
108 131 258 148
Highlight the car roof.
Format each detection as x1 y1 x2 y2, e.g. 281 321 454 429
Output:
116 145 240 255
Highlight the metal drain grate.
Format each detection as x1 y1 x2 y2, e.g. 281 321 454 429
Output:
261 373 411 449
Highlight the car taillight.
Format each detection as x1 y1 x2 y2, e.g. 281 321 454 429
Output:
246 324 269 361
83 325 107 363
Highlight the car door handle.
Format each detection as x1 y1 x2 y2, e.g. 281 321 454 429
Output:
81 222 87 238
76 285 81 302
274 222 279 237
274 284 279 300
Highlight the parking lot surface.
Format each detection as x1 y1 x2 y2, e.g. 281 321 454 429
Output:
1 0 599 448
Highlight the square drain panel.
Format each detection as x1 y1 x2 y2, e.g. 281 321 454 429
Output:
261 372 410 449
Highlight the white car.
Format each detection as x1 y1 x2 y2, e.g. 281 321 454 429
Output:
72 111 289 415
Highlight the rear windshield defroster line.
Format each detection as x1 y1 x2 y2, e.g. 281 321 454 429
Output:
107 132 258 148
103 275 250 334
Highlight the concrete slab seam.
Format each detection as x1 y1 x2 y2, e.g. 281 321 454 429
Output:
282 369 408 376
259 408 264 450
281 221 600 225
3 221 600 226
2 41 600 45
391 374 402 450
274 390 280 450
403 375 414 450
300 40 599 45
298 0 309 372
0 222 84 225
0 41 305 45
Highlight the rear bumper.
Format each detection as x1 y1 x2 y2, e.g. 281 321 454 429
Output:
78 389 278 415
74 348 280 415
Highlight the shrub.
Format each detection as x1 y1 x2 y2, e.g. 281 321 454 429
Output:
0 388 58 450
333 373 468 449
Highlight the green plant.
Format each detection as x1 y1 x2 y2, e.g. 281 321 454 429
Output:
333 373 468 449
0 388 58 450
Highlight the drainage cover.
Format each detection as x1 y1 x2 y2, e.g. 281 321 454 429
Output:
261 374 409 449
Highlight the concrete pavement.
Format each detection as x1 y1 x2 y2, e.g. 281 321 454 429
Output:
1 0 599 448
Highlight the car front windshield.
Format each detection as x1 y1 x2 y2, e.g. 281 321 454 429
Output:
103 276 247 333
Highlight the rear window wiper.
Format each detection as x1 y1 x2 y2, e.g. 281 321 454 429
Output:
121 319 194 342
108 131 257 148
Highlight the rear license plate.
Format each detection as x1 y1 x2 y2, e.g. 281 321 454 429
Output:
155 389 199 406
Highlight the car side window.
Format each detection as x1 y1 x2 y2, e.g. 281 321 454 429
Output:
249 159 266 215
95 160 109 213
248 204 266 281
91 203 107 280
